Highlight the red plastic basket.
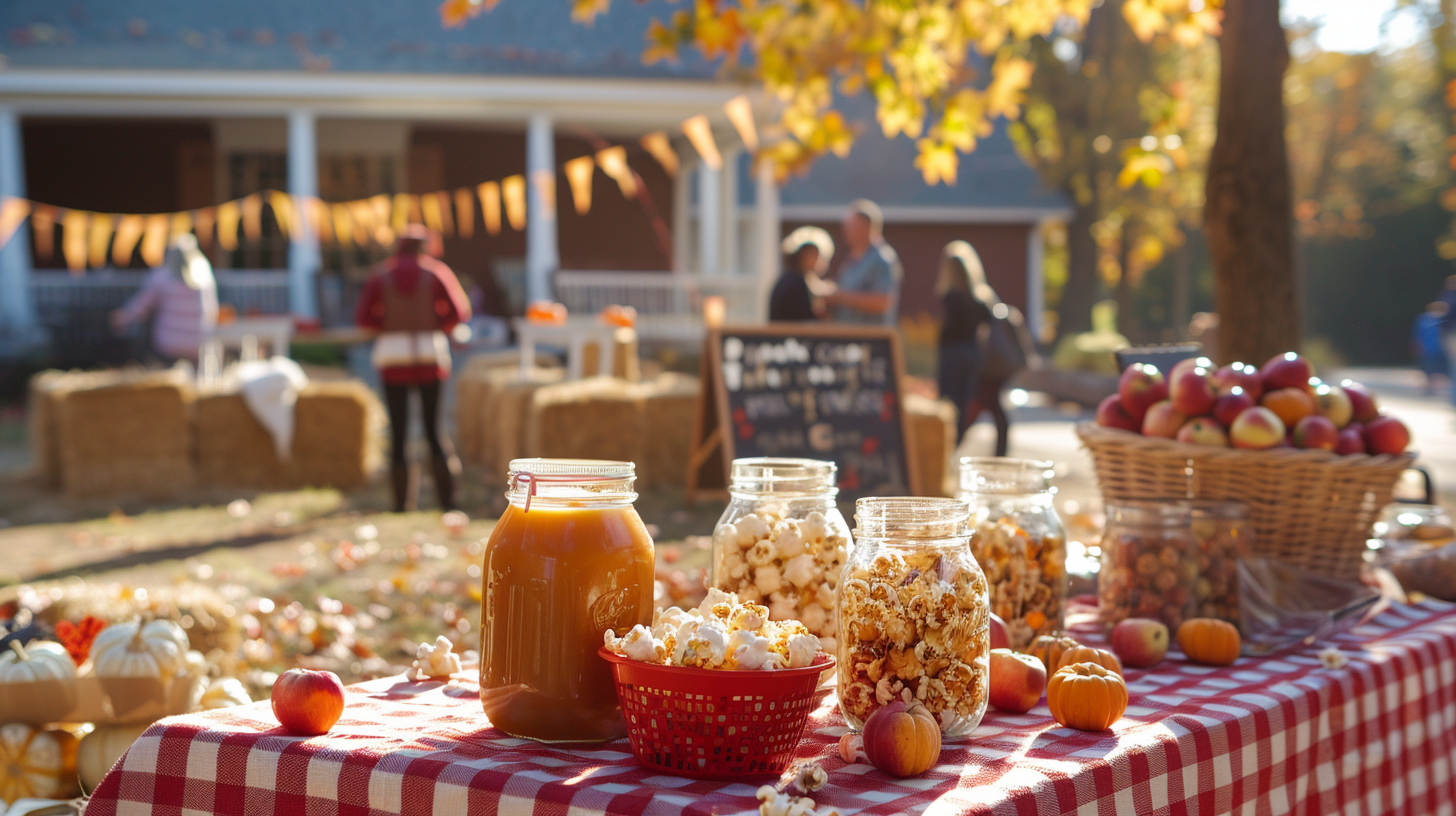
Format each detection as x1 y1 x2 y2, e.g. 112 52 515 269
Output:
599 647 835 780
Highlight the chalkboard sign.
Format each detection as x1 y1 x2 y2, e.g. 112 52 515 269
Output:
686 324 918 504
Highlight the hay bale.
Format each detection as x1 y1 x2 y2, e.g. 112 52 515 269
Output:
527 377 645 465
581 328 641 382
453 355 498 465
56 369 196 499
906 394 957 498
636 373 700 490
27 371 69 488
196 380 383 491
483 367 565 476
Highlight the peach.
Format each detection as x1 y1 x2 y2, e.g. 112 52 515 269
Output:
1363 415 1410 455
1176 417 1229 447
1118 363 1168 421
1229 406 1285 450
1261 352 1313 392
1169 366 1217 417
1260 387 1316 428
861 700 942 778
271 669 345 736
1111 618 1169 668
989 613 1011 651
1340 380 1380 423
1334 425 1366 455
1141 400 1187 439
1292 415 1338 451
1313 384 1353 428
988 649 1047 714
1212 389 1255 428
1214 362 1263 400
1095 394 1141 433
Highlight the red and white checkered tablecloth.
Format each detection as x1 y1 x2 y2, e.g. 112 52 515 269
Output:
85 598 1456 816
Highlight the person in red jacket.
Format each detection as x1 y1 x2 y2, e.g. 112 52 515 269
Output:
355 225 472 512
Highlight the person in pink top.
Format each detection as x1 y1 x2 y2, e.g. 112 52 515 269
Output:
356 225 472 512
110 234 218 364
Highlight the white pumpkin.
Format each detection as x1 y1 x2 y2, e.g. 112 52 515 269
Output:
201 677 251 710
0 724 79 803
0 641 76 684
76 723 151 792
89 621 189 680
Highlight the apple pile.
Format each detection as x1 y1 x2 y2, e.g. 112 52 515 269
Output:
1096 353 1411 455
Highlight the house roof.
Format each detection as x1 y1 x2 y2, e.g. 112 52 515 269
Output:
0 0 718 80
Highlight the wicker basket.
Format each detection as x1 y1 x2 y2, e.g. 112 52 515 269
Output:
1076 423 1413 580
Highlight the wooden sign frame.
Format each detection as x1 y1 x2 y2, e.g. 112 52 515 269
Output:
686 323 919 504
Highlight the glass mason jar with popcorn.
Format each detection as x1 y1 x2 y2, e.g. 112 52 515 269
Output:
711 458 852 655
837 497 990 738
958 457 1068 650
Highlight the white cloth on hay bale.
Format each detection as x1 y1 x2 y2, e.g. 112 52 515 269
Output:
232 357 310 460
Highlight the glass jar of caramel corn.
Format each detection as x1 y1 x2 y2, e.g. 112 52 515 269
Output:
710 458 852 656
958 457 1068 650
479 458 655 743
1098 501 1197 630
1189 500 1250 624
837 497 990 738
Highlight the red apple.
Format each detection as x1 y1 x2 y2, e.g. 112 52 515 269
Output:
1340 380 1380 423
1260 387 1316 428
1169 356 1214 382
271 669 345 736
988 649 1047 714
1176 417 1229 447
1212 389 1256 428
1292 415 1338 451
1214 363 1264 400
989 613 1010 651
1141 400 1187 439
1170 366 1217 417
1229 406 1286 450
1110 618 1169 669
1335 425 1366 455
1095 394 1142 433
1117 363 1168 421
1261 352 1314 392
1313 384 1353 429
1363 415 1410 455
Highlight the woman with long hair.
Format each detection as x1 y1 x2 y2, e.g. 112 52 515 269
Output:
769 226 833 321
936 240 1010 455
110 234 218 364
356 225 472 512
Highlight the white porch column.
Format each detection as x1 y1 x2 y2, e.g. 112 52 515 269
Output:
287 109 320 319
753 157 780 323
525 114 558 303
719 145 741 278
671 154 692 274
696 158 721 278
1025 220 1045 343
0 105 40 350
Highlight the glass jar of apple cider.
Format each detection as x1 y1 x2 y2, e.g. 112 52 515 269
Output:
479 458 654 742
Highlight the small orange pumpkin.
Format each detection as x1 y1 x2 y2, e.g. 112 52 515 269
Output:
1055 645 1124 677
1027 633 1081 672
1177 618 1241 666
1047 663 1128 731
860 700 942 778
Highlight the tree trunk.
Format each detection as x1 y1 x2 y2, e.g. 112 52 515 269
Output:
1203 0 1298 366
1057 201 1101 337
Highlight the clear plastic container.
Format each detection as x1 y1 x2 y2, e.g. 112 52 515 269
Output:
479 458 655 743
1098 501 1197 630
958 457 1068 649
710 458 852 654
1189 500 1251 623
837 497 990 738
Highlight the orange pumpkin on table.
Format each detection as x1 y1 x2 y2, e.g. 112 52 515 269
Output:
1055 645 1124 677
1177 618 1241 666
1047 662 1128 731
525 301 568 325
1027 633 1081 672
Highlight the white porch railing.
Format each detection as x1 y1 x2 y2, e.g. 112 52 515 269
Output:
553 270 763 342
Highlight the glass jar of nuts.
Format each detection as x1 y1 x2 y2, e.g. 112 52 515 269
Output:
958 457 1068 650
710 458 852 655
1098 501 1198 630
1190 501 1250 624
837 497 990 738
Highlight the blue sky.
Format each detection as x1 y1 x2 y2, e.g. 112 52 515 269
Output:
1283 0 1426 53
